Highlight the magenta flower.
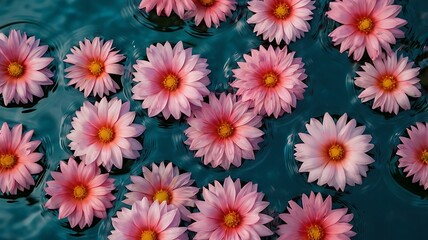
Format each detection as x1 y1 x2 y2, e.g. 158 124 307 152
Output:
231 45 307 118
397 123 428 189
247 0 315 44
0 29 53 105
327 0 407 61
64 37 125 97
132 41 210 120
295 113 374 191
67 97 145 171
277 191 356 240
184 93 264 170
188 177 273 239
109 197 188 240
186 0 237 28
354 53 421 115
0 123 43 195
124 162 199 221
45 158 116 229
139 0 195 18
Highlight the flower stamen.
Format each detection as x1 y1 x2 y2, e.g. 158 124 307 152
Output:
263 72 278 87
223 211 241 228
153 189 171 203
357 17 374 34
328 144 345 161
7 62 24 78
421 149 428 164
98 127 115 143
141 230 157 240
163 74 179 91
73 185 88 200
307 224 324 240
88 61 104 77
217 122 234 139
199 0 215 7
0 154 17 169
379 75 397 91
273 3 290 19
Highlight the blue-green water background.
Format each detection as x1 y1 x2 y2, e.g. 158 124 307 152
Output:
0 0 428 239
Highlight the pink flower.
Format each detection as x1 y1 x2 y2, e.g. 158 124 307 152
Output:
0 29 53 106
326 0 407 61
247 0 315 44
188 177 273 239
124 162 199 221
295 112 374 191
45 158 116 229
354 53 421 115
67 97 145 171
184 93 264 170
231 45 307 118
139 0 195 18
64 37 125 97
109 197 188 240
132 41 210 120
397 122 428 189
0 123 43 195
186 0 237 28
277 191 356 240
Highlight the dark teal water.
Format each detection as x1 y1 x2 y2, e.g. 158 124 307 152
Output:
0 0 428 239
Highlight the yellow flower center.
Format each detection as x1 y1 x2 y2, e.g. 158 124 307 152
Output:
273 3 290 19
7 62 24 78
88 61 104 77
199 0 215 7
307 224 324 240
73 185 88 200
328 144 345 161
217 122 234 139
421 149 428 164
141 230 157 240
162 74 179 91
357 17 374 34
263 72 278 88
0 154 17 169
379 75 397 91
98 127 115 143
223 211 241 228
153 189 171 203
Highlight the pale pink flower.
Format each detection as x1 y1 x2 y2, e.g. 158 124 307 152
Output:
247 0 315 44
132 41 210 120
277 191 356 240
67 97 145 171
45 158 116 229
139 0 195 18
295 112 374 191
186 0 237 28
109 197 188 240
184 93 264 170
231 45 307 118
189 176 273 239
64 37 125 97
0 29 53 105
124 162 199 221
397 122 428 189
327 0 407 61
0 123 43 195
354 53 421 115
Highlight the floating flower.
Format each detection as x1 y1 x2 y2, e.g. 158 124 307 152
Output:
397 122 428 189
124 162 199 221
231 45 307 118
45 158 115 229
64 37 125 97
184 93 264 169
188 176 273 239
354 53 421 115
277 191 356 240
186 0 237 28
67 97 145 171
0 123 43 195
0 29 53 106
295 112 374 191
109 197 188 240
132 41 210 120
326 0 407 61
247 0 315 44
138 0 195 18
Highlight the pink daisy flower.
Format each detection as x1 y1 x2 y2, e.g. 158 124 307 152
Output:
109 197 188 240
0 123 43 195
67 97 145 171
277 191 356 240
184 93 264 170
0 29 53 106
186 0 237 28
397 122 428 189
45 157 116 229
188 176 273 239
294 112 374 191
231 45 307 118
64 37 125 97
132 41 210 120
123 162 199 221
354 53 421 115
326 0 407 61
247 0 315 44
138 0 195 18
